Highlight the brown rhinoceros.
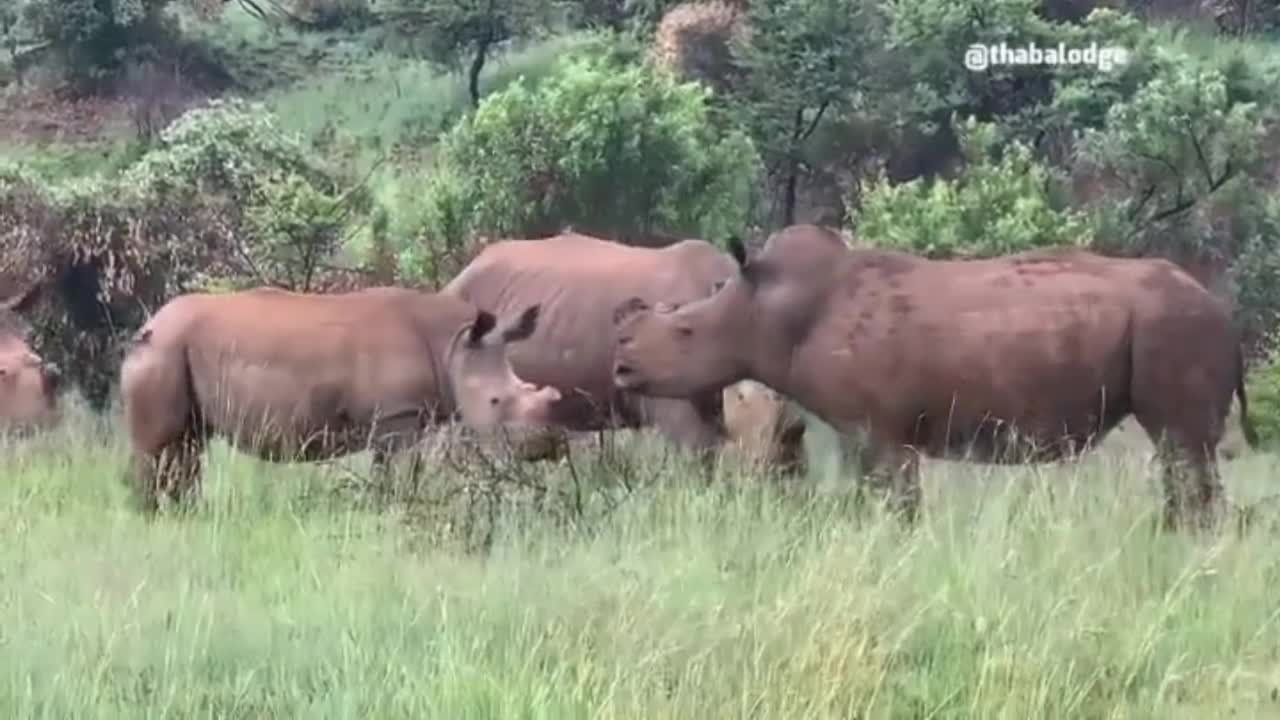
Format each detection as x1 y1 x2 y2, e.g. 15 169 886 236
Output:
442 231 806 470
612 224 1258 529
0 286 61 435
119 286 562 512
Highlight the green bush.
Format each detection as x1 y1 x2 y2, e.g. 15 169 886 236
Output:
1227 193 1280 353
0 99 368 408
413 49 762 268
1245 349 1280 450
877 0 1063 131
1071 41 1277 258
848 117 1091 258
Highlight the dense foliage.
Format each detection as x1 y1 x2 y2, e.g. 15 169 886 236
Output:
850 118 1090 258
407 49 760 280
1244 350 1280 448
727 0 873 226
0 99 366 407
14 0 179 89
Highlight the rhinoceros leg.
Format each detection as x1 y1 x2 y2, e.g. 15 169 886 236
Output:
367 407 429 498
888 447 922 523
1133 391 1227 530
1148 437 1225 531
1128 317 1234 530
370 445 422 499
843 429 921 524
120 341 207 514
131 433 206 514
640 395 726 460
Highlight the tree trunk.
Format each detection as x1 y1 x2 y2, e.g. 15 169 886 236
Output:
780 107 806 226
782 160 798 227
468 34 492 108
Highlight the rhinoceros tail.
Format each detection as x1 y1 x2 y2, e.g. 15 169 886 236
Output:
1236 343 1259 448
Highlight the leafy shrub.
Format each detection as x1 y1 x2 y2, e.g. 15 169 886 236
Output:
1245 349 1280 450
1227 193 1280 354
0 99 369 408
413 50 762 269
877 0 1063 131
1071 42 1276 258
848 117 1091 258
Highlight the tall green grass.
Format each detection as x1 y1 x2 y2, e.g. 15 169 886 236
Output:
4 407 1280 718
0 137 143 182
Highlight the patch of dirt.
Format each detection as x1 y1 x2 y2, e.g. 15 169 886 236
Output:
0 45 233 147
0 88 132 145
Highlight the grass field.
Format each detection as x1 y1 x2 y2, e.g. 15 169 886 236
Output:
4 405 1280 719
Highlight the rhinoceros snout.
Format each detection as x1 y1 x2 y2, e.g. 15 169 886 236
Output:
612 362 645 391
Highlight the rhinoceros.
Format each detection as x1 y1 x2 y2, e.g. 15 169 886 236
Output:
612 224 1257 529
442 231 806 470
119 286 562 512
0 286 61 435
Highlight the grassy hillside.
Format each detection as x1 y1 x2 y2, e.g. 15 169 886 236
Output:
0 3 595 187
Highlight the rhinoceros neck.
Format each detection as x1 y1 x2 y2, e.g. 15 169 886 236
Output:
741 333 797 404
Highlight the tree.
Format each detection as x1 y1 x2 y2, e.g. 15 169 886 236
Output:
384 0 554 107
727 0 875 227
877 0 1064 130
0 1 22 85
21 0 178 90
412 50 761 273
1227 193 1280 354
849 117 1091 258
1069 40 1279 261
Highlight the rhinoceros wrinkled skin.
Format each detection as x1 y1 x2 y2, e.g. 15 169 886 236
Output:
443 231 806 472
119 286 562 512
613 224 1257 530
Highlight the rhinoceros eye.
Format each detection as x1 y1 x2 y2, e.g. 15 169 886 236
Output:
711 280 727 293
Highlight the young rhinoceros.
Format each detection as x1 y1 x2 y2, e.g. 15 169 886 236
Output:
120 286 561 512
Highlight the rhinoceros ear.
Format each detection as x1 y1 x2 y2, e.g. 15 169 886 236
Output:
500 303 541 343
468 309 498 344
727 236 748 269
613 296 649 326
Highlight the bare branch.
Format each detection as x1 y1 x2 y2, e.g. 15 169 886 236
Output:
796 100 830 144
